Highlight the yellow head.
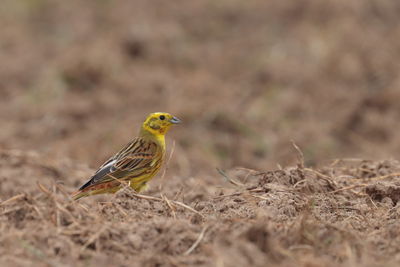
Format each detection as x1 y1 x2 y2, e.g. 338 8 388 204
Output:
140 112 181 137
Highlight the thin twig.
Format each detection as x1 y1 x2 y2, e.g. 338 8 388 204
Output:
291 140 304 169
234 167 259 183
350 190 367 197
250 194 269 200
113 203 128 217
216 168 244 187
360 172 400 181
248 188 267 193
159 140 176 191
37 182 53 196
330 159 340 167
171 200 203 217
293 179 306 188
0 207 24 216
130 192 203 217
367 195 378 209
53 184 60 229
304 168 337 188
213 192 244 199
55 183 73 198
172 187 184 201
235 167 258 173
184 226 208 255
330 184 368 194
0 194 26 206
130 192 165 201
277 163 283 170
358 168 375 174
38 182 81 224
331 158 365 163
80 225 108 252
161 194 176 219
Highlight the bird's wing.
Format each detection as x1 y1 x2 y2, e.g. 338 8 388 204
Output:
78 138 159 191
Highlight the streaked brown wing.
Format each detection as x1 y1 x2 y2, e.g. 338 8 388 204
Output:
78 138 159 191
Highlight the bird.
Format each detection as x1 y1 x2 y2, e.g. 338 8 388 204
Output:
71 112 181 200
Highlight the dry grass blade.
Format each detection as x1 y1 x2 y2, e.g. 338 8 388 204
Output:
37 182 82 224
37 182 53 196
159 140 176 191
332 158 365 163
250 194 269 200
184 226 208 255
213 192 243 199
235 167 259 174
113 203 129 217
55 183 73 198
216 168 244 187
172 200 203 217
304 168 337 188
214 185 272 200
0 207 24 216
161 194 177 219
234 167 259 182
293 179 306 188
0 193 26 206
74 202 90 213
130 192 203 217
351 190 367 197
130 192 164 202
360 172 400 181
330 184 368 194
291 140 305 169
80 225 109 252
330 159 341 167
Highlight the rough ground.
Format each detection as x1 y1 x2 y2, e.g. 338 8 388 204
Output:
2 149 400 267
1 0 400 266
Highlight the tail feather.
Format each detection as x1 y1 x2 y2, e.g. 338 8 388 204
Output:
71 184 121 200
70 190 88 201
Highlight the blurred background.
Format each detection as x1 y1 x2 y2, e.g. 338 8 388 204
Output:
1 0 400 178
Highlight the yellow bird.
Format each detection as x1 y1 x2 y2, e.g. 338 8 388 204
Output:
71 112 181 200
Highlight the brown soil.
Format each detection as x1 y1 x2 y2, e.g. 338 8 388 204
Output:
2 0 400 266
2 150 400 267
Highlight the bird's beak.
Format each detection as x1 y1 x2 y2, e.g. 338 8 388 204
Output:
169 116 181 124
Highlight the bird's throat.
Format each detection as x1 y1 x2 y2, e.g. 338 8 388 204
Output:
140 127 166 149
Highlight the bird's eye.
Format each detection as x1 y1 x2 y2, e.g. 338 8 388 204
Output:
159 115 165 120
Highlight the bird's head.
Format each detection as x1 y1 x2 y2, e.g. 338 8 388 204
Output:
141 112 181 137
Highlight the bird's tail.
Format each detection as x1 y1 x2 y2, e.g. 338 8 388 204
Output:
70 190 88 201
